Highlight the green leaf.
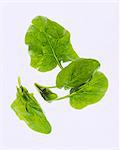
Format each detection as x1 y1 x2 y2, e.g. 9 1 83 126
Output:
70 71 108 109
11 84 51 134
56 58 100 89
34 83 58 101
25 16 78 72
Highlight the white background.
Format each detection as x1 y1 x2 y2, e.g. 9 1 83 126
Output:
0 2 119 150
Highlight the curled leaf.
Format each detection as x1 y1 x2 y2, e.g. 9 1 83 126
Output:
34 83 58 101
70 71 108 109
11 82 51 134
56 58 100 89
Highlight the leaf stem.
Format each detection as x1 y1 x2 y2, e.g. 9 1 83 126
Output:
34 82 76 102
18 76 21 87
34 83 57 89
52 92 75 101
45 85 57 88
55 94 70 100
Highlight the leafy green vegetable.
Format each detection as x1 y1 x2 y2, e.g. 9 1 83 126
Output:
69 71 108 109
25 16 78 72
34 83 57 101
47 72 108 109
11 16 109 135
56 58 100 89
11 79 51 134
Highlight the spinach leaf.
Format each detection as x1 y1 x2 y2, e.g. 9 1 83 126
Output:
56 58 100 89
34 83 57 101
70 71 108 109
11 80 51 134
25 16 78 72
